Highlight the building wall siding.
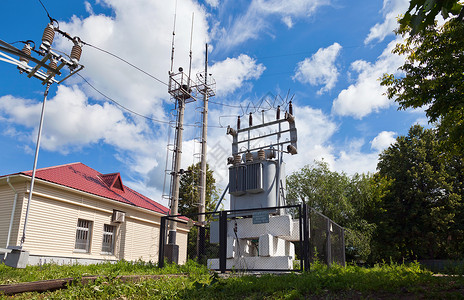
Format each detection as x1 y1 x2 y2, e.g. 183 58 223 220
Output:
177 229 189 265
0 186 15 247
16 179 187 263
125 218 159 261
0 180 25 248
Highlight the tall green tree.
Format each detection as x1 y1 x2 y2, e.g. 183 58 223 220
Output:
375 125 462 261
381 19 464 154
178 163 219 217
286 161 379 262
287 160 353 225
178 163 220 261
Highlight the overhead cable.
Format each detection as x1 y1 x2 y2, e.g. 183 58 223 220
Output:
77 73 223 128
81 41 168 87
77 73 170 124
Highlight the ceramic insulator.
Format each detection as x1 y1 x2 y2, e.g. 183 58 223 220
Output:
41 24 55 47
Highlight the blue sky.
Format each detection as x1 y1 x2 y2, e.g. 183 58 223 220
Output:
0 0 427 206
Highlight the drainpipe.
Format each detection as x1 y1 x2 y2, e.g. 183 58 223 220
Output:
6 176 18 249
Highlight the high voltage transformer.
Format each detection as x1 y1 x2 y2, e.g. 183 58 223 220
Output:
208 103 300 270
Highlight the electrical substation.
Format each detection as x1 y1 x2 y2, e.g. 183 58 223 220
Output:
206 103 302 270
158 13 345 271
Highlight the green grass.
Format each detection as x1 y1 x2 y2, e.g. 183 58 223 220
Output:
0 259 209 287
1 260 463 299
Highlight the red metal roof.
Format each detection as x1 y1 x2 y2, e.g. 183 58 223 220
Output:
19 162 169 215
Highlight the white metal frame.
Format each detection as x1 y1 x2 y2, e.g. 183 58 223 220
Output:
101 224 115 254
74 219 93 253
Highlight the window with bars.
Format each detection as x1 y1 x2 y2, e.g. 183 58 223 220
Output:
101 224 115 254
75 219 92 252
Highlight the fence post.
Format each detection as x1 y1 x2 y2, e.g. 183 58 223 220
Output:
326 218 332 267
219 210 227 273
341 227 346 267
198 225 206 263
158 216 166 268
302 203 310 272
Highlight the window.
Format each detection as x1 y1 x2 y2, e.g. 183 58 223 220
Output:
101 224 115 254
75 219 92 252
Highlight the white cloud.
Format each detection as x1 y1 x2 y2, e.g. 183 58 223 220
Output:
364 0 409 44
0 85 154 154
205 0 219 8
332 38 405 118
370 131 396 152
84 1 94 15
293 43 342 94
217 0 331 49
333 149 379 175
282 16 294 28
209 54 265 95
274 104 384 176
283 105 337 174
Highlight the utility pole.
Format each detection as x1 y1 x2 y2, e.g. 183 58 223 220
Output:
0 21 84 268
198 44 209 224
166 68 195 263
196 44 209 259
195 44 216 260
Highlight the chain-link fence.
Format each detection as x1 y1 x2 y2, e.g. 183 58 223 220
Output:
309 208 345 266
159 204 345 272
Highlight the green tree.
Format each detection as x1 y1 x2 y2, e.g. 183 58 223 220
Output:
399 0 463 35
286 161 379 262
375 125 462 261
381 19 464 154
178 163 220 261
178 163 220 217
287 160 353 225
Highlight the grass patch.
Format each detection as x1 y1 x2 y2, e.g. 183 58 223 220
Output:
1 260 463 299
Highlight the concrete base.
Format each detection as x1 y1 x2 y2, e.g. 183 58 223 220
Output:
164 243 179 264
2 252 118 267
210 215 300 243
207 256 293 270
259 234 295 258
28 255 117 266
4 249 29 269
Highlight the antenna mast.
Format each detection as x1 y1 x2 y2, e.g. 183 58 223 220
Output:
169 0 177 73
188 12 194 81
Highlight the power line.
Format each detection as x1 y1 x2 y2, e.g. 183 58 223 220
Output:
37 0 53 23
82 41 168 87
77 73 224 128
76 73 170 124
208 100 243 108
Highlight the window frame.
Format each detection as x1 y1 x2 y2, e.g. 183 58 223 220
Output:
101 224 116 255
74 219 93 253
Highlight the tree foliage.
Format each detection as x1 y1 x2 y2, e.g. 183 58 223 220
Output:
178 163 219 218
287 135 464 263
287 161 351 224
399 0 463 35
381 19 464 154
286 161 379 262
374 125 463 261
178 163 220 261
